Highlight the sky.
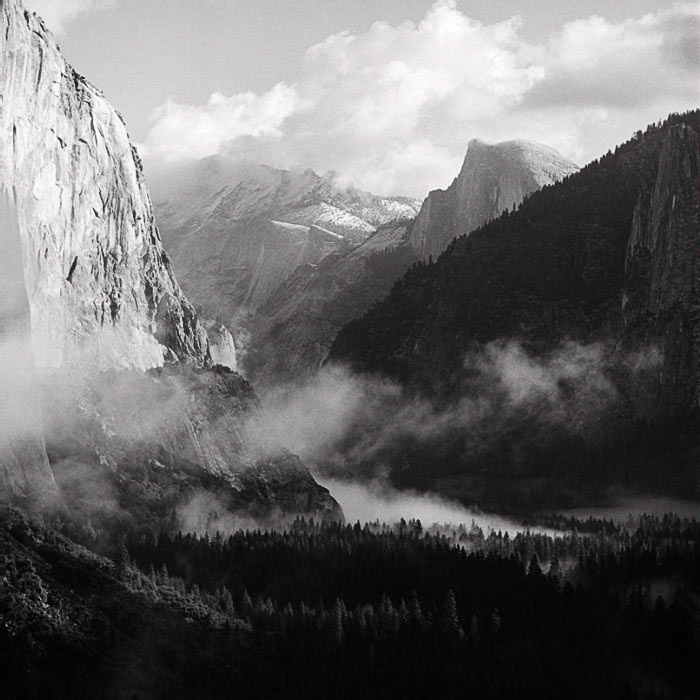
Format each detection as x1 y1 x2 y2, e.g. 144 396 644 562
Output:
27 0 700 197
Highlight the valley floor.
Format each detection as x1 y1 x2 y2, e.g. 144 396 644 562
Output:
1 506 699 699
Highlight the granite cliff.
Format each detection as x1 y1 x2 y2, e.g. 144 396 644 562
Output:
0 0 340 523
0 0 209 370
622 123 700 419
408 139 578 261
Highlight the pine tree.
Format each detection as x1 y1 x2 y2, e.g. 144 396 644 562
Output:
408 590 425 629
440 590 463 638
115 542 130 581
157 563 169 586
398 599 410 629
240 589 252 615
220 588 235 618
528 553 543 578
331 598 345 644
378 594 399 636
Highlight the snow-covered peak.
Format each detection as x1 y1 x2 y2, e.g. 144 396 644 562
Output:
152 159 421 244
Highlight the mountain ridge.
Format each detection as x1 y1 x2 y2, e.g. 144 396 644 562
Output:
329 112 700 507
151 158 422 342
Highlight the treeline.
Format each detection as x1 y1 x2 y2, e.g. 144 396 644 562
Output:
2 508 698 699
120 515 700 604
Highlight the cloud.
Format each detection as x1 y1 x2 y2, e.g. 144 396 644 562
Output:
524 7 700 109
144 84 301 162
27 0 115 34
243 341 662 481
316 476 543 534
141 1 700 197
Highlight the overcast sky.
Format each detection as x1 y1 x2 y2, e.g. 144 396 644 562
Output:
27 0 700 197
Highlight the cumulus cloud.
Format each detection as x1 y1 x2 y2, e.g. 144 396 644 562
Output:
145 84 301 162
141 0 700 197
524 8 700 109
27 0 115 34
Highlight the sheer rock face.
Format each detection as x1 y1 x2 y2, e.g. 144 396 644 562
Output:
0 0 341 522
408 139 578 260
0 185 58 505
622 124 700 418
0 0 209 370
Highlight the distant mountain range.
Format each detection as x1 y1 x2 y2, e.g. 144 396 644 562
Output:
247 140 576 387
151 160 421 338
155 141 577 387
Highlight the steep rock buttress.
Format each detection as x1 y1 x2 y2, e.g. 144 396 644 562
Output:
0 0 209 370
0 0 340 522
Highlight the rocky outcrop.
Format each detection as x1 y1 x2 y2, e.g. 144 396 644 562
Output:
622 123 700 418
408 140 578 260
205 321 237 371
0 0 210 370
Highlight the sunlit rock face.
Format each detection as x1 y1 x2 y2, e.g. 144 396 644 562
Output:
0 0 341 523
408 139 578 260
205 321 237 371
0 0 210 370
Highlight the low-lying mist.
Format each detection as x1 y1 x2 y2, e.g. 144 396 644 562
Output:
248 339 662 476
0 300 678 536
316 475 547 534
